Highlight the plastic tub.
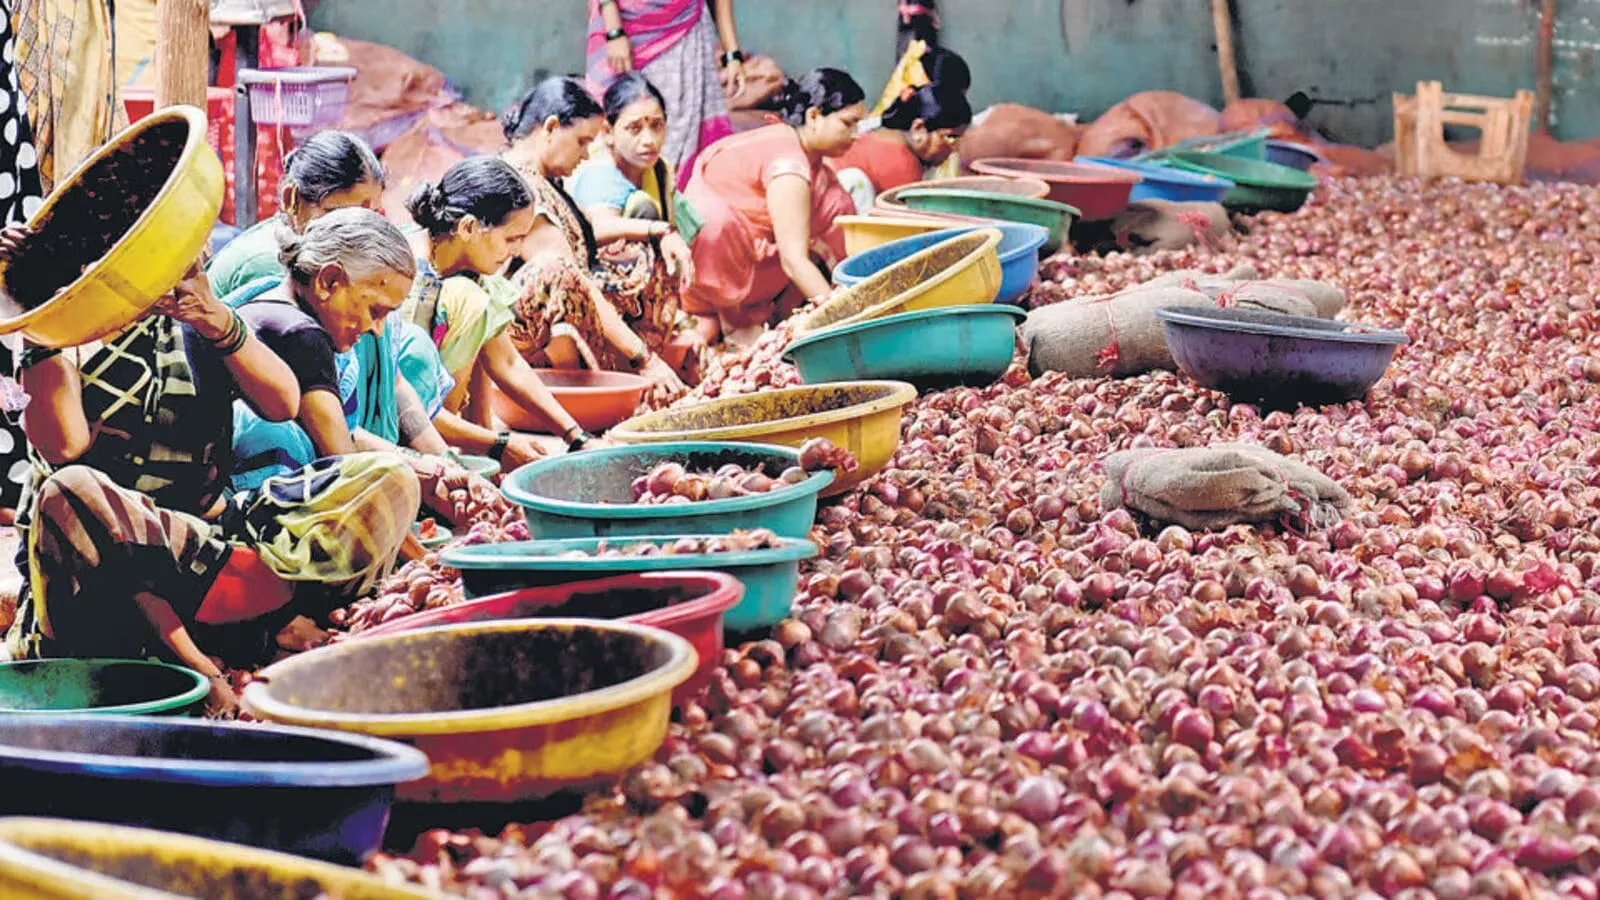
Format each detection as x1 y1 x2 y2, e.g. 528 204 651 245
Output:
609 381 917 496
361 570 745 697
489 369 649 434
0 659 207 717
833 223 1048 305
0 818 440 899
242 619 696 804
0 715 429 864
838 215 956 256
797 229 1003 334
894 189 1078 253
1265 140 1326 172
1155 306 1409 406
968 158 1140 221
0 107 223 348
783 305 1025 389
1163 152 1319 213
874 174 1050 214
440 540 813 633
1136 129 1270 162
1076 156 1235 205
502 442 833 539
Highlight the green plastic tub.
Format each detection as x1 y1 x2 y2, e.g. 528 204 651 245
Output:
894 189 1078 255
1162 151 1318 213
783 304 1025 389
442 536 818 632
501 442 833 540
1137 129 1269 163
0 659 208 716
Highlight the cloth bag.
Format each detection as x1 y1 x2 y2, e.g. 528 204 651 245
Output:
1101 444 1350 531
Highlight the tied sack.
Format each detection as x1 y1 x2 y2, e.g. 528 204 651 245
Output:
1142 266 1346 318
1022 287 1214 379
1101 444 1351 531
1108 200 1232 254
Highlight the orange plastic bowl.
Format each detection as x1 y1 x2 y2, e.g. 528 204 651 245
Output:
490 369 649 434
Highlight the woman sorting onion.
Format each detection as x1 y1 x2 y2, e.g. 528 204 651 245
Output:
405 157 601 458
500 77 686 395
679 67 865 347
1 225 419 719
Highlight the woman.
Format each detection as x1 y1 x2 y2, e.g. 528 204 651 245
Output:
680 68 865 347
405 157 601 458
586 0 740 187
207 131 385 298
1 227 418 718
569 73 704 380
501 77 685 393
868 43 971 180
832 81 972 212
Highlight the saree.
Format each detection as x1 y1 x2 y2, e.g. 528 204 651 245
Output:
12 0 124 192
585 0 733 184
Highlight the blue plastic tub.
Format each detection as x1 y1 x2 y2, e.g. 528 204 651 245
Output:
1077 157 1235 204
1155 307 1408 406
783 304 1024 388
0 715 429 865
832 223 1048 305
1265 140 1325 172
443 536 817 632
501 442 833 540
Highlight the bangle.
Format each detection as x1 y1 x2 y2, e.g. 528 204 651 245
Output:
606 26 627 41
17 346 62 371
487 432 510 463
721 49 745 66
211 311 250 357
567 429 595 452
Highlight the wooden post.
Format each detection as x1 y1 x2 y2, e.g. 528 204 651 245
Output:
1535 0 1557 134
155 0 211 109
1211 0 1240 106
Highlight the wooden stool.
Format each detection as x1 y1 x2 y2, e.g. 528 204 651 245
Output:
1392 82 1533 184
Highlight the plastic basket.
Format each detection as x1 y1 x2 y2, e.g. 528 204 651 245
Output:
237 66 356 132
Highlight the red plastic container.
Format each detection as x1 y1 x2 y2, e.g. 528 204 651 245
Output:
121 86 287 224
969 158 1143 221
355 571 742 707
489 369 649 434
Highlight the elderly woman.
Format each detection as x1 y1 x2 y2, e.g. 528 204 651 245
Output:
405 157 601 458
1 225 418 719
501 76 685 394
225 209 496 543
679 67 865 347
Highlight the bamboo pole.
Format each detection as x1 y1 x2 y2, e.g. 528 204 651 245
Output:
1211 0 1240 106
155 0 211 109
1535 0 1557 134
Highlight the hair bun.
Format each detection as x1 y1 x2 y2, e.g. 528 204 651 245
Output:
274 223 305 271
404 182 450 230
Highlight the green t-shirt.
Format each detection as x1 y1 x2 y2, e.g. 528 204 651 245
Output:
207 219 286 298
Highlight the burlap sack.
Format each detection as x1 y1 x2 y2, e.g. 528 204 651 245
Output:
1076 91 1222 158
1141 267 1345 318
1108 200 1232 254
1023 288 1212 378
1101 444 1349 531
957 103 1080 165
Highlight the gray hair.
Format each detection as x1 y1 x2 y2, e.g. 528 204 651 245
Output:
277 207 416 287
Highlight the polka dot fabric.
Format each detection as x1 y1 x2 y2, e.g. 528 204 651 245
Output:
0 0 43 512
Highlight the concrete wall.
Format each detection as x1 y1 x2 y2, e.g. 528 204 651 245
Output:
308 0 1600 146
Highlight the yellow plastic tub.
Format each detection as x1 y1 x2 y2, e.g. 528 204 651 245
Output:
0 817 439 899
797 229 1002 335
609 380 918 496
839 215 954 256
242 619 695 804
0 107 224 348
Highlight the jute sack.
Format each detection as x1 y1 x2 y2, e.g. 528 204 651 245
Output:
1142 267 1345 318
1023 287 1212 378
1101 444 1350 531
1109 200 1232 254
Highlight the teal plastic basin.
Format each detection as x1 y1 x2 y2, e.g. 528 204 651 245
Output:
895 189 1078 254
1163 151 1318 213
783 304 1025 389
443 536 817 632
501 442 833 540
833 224 1048 305
0 659 207 716
1136 129 1269 163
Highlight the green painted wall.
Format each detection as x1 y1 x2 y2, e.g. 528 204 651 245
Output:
308 0 1599 146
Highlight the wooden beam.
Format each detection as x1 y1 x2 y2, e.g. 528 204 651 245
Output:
1211 0 1240 106
155 0 211 109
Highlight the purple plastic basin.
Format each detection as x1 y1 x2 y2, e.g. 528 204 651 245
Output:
1155 307 1408 407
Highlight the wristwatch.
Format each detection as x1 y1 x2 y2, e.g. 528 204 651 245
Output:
721 49 745 66
565 427 595 452
487 432 511 463
606 26 627 41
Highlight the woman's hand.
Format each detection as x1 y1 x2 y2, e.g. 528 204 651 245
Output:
720 58 745 98
641 354 686 393
502 432 547 469
155 261 233 341
658 231 696 289
0 225 31 262
205 674 241 719
607 34 634 74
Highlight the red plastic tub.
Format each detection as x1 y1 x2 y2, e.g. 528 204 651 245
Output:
490 369 649 434
969 158 1143 221
355 571 742 706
